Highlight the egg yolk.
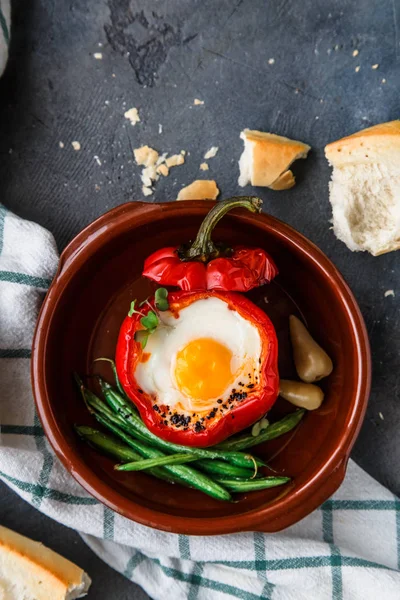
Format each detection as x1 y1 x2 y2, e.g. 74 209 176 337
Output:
174 338 234 401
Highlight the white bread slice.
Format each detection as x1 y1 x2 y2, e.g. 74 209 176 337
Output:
269 169 296 191
325 120 400 256
325 120 400 168
0 525 91 600
177 180 220 201
238 129 310 189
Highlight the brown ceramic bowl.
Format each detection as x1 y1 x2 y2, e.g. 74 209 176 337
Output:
32 200 371 534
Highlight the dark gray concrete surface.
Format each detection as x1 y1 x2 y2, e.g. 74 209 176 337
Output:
1 0 399 597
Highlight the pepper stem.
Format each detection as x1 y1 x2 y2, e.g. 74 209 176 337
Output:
182 196 263 262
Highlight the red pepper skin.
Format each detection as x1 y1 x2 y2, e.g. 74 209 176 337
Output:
115 290 279 448
142 246 278 292
206 246 278 292
142 247 206 291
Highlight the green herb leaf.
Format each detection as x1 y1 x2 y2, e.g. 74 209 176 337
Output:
154 288 169 311
134 330 149 348
128 300 138 317
140 311 159 331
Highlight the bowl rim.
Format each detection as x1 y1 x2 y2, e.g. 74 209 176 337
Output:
31 200 371 534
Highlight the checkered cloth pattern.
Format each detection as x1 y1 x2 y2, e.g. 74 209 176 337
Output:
0 0 9 76
1 204 400 599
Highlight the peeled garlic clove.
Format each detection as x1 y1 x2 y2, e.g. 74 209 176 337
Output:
279 379 324 410
289 315 333 383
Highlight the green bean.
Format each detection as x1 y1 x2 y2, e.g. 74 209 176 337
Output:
94 413 232 502
89 404 255 479
74 426 176 484
92 357 128 399
74 372 94 412
85 393 255 479
75 377 299 499
216 410 305 452
116 453 199 472
195 459 255 480
214 477 290 492
75 425 140 461
75 376 150 444
98 378 265 469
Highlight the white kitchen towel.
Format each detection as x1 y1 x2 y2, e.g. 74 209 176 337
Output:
1 204 400 600
0 0 10 76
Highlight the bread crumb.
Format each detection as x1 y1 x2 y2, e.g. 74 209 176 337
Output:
181 150 186 156
384 289 395 297
352 49 359 57
95 184 100 191
158 123 163 134
355 65 360 72
166 154 185 168
134 146 159 167
157 164 169 176
379 412 384 420
156 152 168 166
177 180 219 201
124 107 140 126
372 63 379 70
268 58 275 65
194 98 204 105
72 141 81 151
112 73 116 78
142 185 153 197
382 78 387 84
141 166 159 187
204 146 219 159
59 141 64 148
94 52 103 60
200 162 209 171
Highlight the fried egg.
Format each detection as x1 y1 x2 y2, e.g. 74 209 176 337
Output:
135 296 262 414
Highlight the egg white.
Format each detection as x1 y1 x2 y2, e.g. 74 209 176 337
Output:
135 297 262 413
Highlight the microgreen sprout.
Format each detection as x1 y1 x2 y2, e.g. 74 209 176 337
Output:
129 289 170 349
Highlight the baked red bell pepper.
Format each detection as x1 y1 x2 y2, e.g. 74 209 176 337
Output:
115 289 279 447
142 197 278 292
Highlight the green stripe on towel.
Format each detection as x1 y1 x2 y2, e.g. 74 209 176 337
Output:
1 425 44 436
0 349 31 358
0 5 9 46
0 469 98 505
32 412 54 509
103 507 115 540
0 271 51 288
